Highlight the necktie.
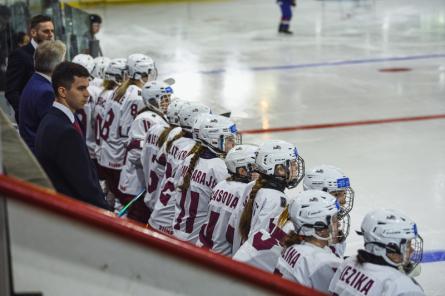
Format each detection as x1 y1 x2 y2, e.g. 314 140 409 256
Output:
73 120 83 136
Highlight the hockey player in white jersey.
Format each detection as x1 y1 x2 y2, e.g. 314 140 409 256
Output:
232 140 304 268
172 113 240 243
303 165 355 257
99 53 156 203
148 102 212 234
117 80 172 222
72 54 99 154
197 144 258 255
329 209 424 296
141 99 188 215
275 190 343 293
90 57 111 88
93 58 127 162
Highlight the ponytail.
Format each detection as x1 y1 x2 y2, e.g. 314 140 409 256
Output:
103 80 117 91
282 230 304 248
156 127 174 148
179 142 205 192
166 130 185 153
239 176 266 241
113 78 137 103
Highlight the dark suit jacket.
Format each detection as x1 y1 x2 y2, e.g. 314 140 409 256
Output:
18 73 55 154
5 42 35 123
35 107 110 210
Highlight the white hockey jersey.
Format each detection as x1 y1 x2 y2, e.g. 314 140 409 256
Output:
76 84 102 159
118 110 167 196
140 124 174 210
148 132 195 234
275 241 342 293
99 85 142 169
226 181 255 256
172 152 229 243
233 217 294 272
329 256 425 296
93 89 115 160
197 180 252 256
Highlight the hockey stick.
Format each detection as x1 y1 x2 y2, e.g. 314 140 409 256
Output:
117 189 147 217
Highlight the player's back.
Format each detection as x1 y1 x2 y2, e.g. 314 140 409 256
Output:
276 242 342 293
118 110 167 196
98 96 124 170
329 256 425 296
148 131 195 234
119 85 145 139
198 180 251 255
93 89 114 160
173 152 229 243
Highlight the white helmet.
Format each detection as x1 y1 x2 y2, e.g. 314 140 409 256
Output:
289 190 339 241
255 140 305 188
91 57 111 79
358 209 423 270
141 80 173 114
303 165 354 217
104 58 127 83
127 53 157 81
178 102 211 133
72 54 94 75
166 99 189 126
192 113 241 155
225 144 258 178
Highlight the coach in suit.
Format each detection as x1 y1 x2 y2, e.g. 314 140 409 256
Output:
35 62 110 210
19 40 66 154
5 15 54 123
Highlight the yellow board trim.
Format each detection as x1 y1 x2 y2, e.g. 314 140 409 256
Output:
65 0 224 9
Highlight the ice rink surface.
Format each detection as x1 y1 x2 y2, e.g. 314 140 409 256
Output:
89 0 445 294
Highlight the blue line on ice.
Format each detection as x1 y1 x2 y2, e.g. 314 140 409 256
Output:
199 53 445 75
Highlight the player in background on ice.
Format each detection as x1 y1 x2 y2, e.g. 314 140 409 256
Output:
303 165 354 257
98 53 155 210
274 190 342 293
197 144 258 255
148 102 211 234
172 113 240 243
117 80 172 222
232 140 304 269
329 209 424 296
277 0 296 34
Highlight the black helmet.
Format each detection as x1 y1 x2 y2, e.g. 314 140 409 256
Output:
89 14 102 24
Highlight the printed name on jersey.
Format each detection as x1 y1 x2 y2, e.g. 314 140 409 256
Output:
170 144 189 160
180 165 218 188
210 189 240 209
282 247 301 268
339 265 375 295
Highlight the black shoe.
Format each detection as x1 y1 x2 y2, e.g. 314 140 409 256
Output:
279 29 293 35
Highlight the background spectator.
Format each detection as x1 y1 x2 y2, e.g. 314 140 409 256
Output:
19 40 65 153
13 31 29 49
35 61 110 210
82 13 103 58
0 5 11 91
5 14 54 123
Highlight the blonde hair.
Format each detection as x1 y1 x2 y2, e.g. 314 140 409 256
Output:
113 78 137 103
102 79 117 91
35 40 66 74
156 127 174 148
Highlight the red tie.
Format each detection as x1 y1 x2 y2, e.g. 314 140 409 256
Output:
73 120 83 136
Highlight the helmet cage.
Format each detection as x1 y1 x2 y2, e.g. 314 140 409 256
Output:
329 186 354 218
337 213 351 241
199 124 241 155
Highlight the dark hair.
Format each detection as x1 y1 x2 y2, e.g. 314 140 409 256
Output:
30 15 52 29
239 176 267 241
52 62 90 97
89 14 102 24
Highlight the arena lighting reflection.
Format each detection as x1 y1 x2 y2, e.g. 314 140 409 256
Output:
221 67 254 116
168 49 203 101
260 99 270 131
